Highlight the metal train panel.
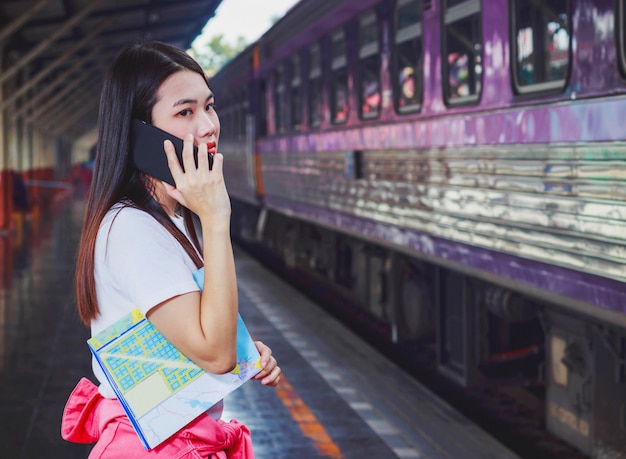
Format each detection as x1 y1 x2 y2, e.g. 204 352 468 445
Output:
259 147 626 312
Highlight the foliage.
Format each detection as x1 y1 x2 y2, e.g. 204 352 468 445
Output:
190 34 248 77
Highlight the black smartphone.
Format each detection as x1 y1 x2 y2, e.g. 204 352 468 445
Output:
130 119 213 186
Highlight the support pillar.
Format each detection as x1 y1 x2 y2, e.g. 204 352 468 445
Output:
0 47 12 232
0 45 15 289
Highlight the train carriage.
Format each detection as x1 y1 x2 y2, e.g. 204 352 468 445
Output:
211 0 626 456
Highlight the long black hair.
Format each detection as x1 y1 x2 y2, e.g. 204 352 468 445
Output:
76 41 208 325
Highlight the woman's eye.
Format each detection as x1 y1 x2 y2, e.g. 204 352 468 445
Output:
206 103 217 112
178 109 192 117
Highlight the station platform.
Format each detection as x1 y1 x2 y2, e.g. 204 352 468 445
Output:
0 199 520 459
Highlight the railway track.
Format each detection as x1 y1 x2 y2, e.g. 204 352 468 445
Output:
240 242 589 459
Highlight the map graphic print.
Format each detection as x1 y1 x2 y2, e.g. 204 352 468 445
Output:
88 268 261 449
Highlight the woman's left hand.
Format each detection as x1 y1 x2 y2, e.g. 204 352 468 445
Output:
253 341 281 386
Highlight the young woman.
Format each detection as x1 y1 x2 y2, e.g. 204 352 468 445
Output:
61 41 280 458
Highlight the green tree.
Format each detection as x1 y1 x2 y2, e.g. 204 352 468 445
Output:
191 34 248 76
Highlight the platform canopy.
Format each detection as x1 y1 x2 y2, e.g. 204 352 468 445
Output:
0 0 222 140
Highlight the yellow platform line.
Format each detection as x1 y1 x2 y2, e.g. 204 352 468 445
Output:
275 374 346 458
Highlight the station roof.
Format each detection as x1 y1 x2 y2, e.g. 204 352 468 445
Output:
0 0 222 141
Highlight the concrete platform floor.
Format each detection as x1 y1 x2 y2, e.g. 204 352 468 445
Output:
0 201 396 459
0 199 518 459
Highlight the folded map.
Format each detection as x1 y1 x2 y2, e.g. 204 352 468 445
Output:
87 268 261 449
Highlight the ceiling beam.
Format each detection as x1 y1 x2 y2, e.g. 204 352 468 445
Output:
0 16 114 111
0 0 106 85
50 97 100 135
12 46 105 120
0 0 55 44
26 0 212 28
38 81 100 129
24 65 103 124
53 16 198 43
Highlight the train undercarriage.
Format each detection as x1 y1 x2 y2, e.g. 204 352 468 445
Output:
232 199 626 458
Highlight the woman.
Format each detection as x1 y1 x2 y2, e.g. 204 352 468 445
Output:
61 41 280 458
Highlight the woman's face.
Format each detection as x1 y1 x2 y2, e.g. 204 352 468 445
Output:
151 70 220 151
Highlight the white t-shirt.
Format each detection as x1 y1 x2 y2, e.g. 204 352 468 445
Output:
91 203 223 418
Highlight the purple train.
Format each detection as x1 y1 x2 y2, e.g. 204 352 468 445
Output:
211 0 626 455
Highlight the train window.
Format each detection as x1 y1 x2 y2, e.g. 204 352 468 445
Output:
358 11 381 120
273 64 288 134
291 54 303 131
442 0 482 104
308 43 323 128
394 0 423 113
330 28 349 124
512 0 570 93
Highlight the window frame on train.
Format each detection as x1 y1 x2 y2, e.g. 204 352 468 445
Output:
510 0 571 94
393 0 424 114
291 53 304 131
308 42 324 129
273 63 288 134
618 0 626 78
441 0 483 106
357 9 382 120
330 27 350 125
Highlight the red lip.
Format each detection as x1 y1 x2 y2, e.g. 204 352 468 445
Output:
205 142 217 155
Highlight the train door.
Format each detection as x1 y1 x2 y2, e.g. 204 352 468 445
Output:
437 270 479 386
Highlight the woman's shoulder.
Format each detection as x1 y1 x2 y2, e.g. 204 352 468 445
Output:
96 204 182 260
101 204 165 239
103 202 156 225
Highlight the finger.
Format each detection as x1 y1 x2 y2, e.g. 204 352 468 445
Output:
164 140 184 183
197 142 210 175
254 366 272 381
262 366 281 386
181 133 196 173
253 364 269 379
163 182 185 205
254 340 265 354
255 356 277 380
211 152 224 175
253 363 271 379
260 347 272 368
254 341 271 366
163 182 176 193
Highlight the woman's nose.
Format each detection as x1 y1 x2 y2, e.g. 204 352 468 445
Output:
197 112 217 138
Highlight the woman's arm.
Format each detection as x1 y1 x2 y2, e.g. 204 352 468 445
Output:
148 140 238 374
